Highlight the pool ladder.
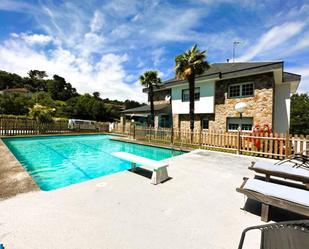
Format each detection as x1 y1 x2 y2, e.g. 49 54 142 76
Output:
170 139 184 156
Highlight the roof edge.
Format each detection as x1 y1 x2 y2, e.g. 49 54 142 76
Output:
143 61 284 92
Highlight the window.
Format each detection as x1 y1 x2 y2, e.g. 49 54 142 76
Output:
227 117 253 131
228 82 254 98
228 85 241 98
182 88 200 102
241 124 253 131
202 119 209 130
228 123 239 131
241 83 254 97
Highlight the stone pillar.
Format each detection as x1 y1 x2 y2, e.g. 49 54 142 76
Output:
120 115 126 133
154 115 159 130
173 114 180 130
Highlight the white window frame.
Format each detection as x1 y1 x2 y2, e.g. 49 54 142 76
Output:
182 87 200 102
227 117 253 132
228 82 254 98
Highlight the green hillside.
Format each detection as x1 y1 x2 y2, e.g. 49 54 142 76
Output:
0 70 144 121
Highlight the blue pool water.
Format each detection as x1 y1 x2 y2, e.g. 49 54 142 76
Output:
3 135 183 191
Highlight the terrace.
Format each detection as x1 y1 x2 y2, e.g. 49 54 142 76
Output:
0 146 306 249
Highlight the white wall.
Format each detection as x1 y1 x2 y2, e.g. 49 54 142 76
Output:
171 80 215 114
274 83 291 133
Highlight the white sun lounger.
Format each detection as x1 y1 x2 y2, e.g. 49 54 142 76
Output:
112 152 169 184
237 178 309 221
249 161 309 188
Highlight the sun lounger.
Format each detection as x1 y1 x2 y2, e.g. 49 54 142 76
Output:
278 149 309 168
249 161 309 188
236 178 309 221
238 220 309 249
112 152 169 184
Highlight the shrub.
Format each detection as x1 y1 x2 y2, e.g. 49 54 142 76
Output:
29 104 55 124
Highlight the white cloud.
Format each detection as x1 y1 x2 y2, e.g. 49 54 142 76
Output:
283 32 309 56
287 66 309 93
0 0 40 14
90 11 105 33
137 58 145 68
1 0 309 100
125 74 135 82
152 8 204 42
20 33 53 45
0 35 146 102
79 32 105 56
238 22 306 61
151 48 165 67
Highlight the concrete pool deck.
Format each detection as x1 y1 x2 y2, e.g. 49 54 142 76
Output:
0 140 39 199
0 149 303 249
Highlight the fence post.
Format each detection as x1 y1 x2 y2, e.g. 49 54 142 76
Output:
133 124 136 140
305 135 309 156
237 128 241 154
199 125 202 148
171 126 174 144
285 130 290 158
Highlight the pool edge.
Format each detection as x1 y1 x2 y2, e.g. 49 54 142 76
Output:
0 139 40 200
109 137 192 152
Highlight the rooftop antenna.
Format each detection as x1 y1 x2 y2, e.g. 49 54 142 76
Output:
233 41 241 62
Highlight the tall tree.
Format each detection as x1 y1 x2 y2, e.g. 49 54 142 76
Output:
124 99 144 109
93 91 101 99
47 75 77 101
28 70 48 79
0 70 24 90
26 70 48 91
139 71 161 126
0 93 31 115
174 44 210 133
290 93 309 135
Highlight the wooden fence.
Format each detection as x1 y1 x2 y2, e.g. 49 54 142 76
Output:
112 122 132 134
0 117 109 136
113 124 309 159
4 117 307 159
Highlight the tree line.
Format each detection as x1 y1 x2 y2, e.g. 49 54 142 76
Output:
290 93 309 135
0 70 144 121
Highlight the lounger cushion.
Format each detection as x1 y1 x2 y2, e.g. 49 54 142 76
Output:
244 179 309 207
253 161 309 178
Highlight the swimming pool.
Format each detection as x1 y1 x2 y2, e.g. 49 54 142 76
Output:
3 135 183 191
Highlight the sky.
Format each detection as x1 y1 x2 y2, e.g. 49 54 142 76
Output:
0 0 308 102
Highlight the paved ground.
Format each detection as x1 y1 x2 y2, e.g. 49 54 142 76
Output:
0 149 295 249
0 140 39 199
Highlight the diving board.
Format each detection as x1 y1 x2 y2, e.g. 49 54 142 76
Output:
112 152 169 184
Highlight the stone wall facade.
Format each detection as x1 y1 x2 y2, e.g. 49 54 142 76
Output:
173 114 215 131
213 72 274 130
172 72 274 131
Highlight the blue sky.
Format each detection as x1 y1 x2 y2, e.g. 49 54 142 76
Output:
0 0 308 102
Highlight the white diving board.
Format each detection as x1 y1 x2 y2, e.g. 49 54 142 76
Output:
112 152 169 184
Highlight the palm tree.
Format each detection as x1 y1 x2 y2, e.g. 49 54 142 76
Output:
175 44 210 134
139 70 161 127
